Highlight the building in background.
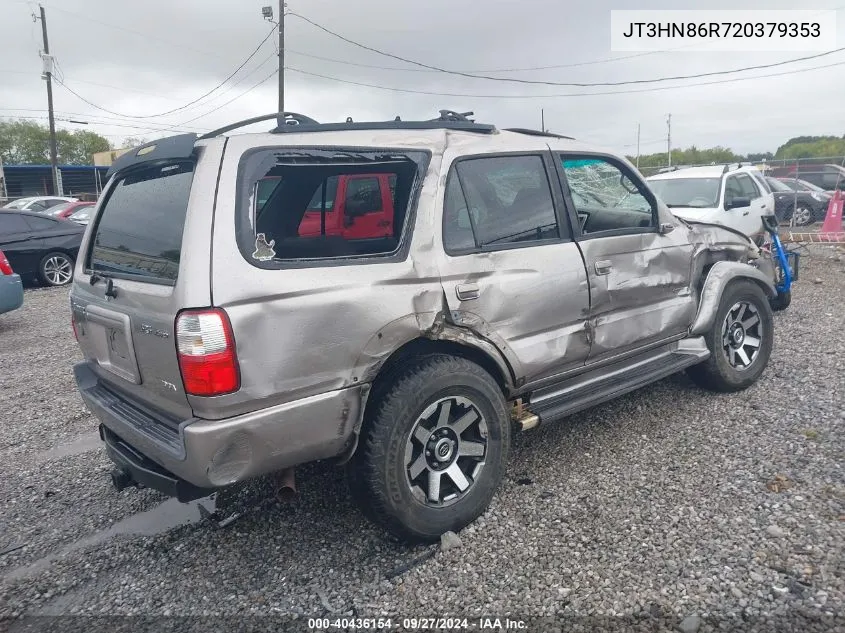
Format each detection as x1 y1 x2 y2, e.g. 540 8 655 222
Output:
92 148 132 167
1 164 108 202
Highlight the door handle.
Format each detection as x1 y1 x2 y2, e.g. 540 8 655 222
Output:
594 260 612 276
456 283 479 301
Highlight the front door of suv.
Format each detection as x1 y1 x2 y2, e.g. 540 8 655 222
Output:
437 152 591 384
556 153 696 364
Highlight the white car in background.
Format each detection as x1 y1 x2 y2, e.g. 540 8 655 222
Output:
2 195 78 213
647 165 776 241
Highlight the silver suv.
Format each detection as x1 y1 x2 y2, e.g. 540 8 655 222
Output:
71 111 780 542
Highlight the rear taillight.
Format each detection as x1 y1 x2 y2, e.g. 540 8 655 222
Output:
175 308 240 396
0 250 13 275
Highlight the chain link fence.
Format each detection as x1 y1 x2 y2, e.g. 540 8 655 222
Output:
638 156 845 191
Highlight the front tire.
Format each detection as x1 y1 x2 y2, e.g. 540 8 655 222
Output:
687 280 774 392
38 251 74 286
347 355 510 542
770 290 791 311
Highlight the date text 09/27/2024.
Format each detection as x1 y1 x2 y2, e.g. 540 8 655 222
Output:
307 618 528 630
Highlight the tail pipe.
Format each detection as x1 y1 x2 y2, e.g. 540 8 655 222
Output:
274 467 297 502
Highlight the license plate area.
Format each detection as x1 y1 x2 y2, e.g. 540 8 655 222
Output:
82 304 141 384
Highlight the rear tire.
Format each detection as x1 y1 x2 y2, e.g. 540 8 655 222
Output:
687 280 773 393
347 355 510 542
38 251 74 286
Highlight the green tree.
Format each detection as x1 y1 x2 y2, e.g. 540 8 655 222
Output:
121 136 150 149
775 136 845 159
0 119 111 165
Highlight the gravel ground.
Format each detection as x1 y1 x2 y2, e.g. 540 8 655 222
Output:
0 247 843 632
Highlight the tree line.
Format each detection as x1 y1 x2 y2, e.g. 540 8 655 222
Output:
1 119 843 166
630 135 845 170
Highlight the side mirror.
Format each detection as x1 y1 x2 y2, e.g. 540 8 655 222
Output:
726 196 751 210
658 222 675 235
344 214 355 227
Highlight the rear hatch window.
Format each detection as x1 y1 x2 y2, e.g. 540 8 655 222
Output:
88 161 194 284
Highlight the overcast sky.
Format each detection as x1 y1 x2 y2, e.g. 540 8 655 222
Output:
1 0 843 159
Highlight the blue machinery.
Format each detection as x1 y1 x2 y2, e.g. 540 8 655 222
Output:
762 214 798 297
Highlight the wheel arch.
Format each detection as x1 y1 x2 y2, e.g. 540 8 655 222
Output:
338 334 516 464
690 261 776 336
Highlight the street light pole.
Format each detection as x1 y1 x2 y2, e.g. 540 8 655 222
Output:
278 0 284 120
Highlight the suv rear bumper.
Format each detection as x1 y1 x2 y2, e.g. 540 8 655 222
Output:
74 362 364 492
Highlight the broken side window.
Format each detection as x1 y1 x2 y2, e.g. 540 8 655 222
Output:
240 149 425 262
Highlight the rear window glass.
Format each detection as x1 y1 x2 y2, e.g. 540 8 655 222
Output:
240 149 426 263
0 213 29 233
89 161 193 283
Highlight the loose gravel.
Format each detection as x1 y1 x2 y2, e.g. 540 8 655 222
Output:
0 247 843 632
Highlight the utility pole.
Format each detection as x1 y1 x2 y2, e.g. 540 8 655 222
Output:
541 109 545 133
278 0 284 119
636 123 641 169
37 5 59 195
666 113 672 168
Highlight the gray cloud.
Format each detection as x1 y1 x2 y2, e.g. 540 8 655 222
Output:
1 0 843 156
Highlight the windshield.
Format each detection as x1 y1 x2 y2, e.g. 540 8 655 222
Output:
766 177 793 192
70 208 91 220
648 177 721 208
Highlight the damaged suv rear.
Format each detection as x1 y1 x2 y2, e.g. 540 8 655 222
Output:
71 111 779 542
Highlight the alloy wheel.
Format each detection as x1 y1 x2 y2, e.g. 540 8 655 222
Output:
44 255 73 285
722 301 763 371
404 396 488 507
793 205 812 226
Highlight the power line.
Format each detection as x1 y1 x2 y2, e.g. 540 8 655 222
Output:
0 108 209 132
287 59 845 99
288 10 845 87
0 115 200 135
53 25 277 119
284 47 674 74
159 68 279 131
42 4 229 61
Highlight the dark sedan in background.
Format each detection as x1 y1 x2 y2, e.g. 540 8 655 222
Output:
765 176 830 226
0 210 85 286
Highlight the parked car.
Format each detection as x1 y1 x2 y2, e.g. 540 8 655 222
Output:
46 200 96 220
0 210 84 286
70 113 780 542
769 163 845 192
776 177 833 195
647 164 777 241
0 249 24 315
764 177 829 225
2 196 78 213
68 206 94 226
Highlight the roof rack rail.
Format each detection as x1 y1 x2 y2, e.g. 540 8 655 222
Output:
199 112 320 139
722 162 750 174
199 110 497 139
504 127 574 140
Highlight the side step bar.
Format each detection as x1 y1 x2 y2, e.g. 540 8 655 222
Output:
527 338 709 425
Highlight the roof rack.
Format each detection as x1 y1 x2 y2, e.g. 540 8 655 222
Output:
504 128 574 140
198 110 497 139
